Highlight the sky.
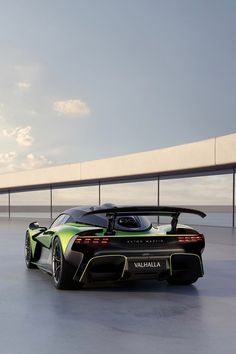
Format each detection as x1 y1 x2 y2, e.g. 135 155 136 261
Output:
0 0 236 175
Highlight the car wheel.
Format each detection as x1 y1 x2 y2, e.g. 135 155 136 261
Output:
25 232 36 269
167 273 199 286
52 237 79 290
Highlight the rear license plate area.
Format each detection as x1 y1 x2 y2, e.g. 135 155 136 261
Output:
128 259 167 273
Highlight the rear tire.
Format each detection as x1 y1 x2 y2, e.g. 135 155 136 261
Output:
167 273 199 286
52 237 80 290
25 232 36 269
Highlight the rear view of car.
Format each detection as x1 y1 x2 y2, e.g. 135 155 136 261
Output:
25 205 206 289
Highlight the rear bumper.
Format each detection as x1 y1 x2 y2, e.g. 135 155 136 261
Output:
74 253 204 283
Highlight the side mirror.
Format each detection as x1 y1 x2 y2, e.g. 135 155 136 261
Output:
29 222 40 230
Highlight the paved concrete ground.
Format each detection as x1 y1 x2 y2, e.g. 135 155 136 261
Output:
0 218 236 354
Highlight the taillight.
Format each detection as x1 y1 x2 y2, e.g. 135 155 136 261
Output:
177 234 204 243
74 237 110 245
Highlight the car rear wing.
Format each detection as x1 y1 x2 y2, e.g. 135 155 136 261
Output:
85 206 206 235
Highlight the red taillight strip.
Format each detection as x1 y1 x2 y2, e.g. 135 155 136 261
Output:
74 236 110 245
177 234 204 243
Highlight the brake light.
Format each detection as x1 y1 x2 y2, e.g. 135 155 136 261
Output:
74 237 110 245
177 234 204 243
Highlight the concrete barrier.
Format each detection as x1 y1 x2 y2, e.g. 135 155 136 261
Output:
0 133 236 192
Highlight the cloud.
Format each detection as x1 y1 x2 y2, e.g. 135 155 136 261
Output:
16 81 31 90
0 152 53 175
53 99 90 116
0 152 17 174
21 153 52 170
0 152 17 163
3 126 34 147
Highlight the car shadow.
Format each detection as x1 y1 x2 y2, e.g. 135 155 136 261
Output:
79 279 200 296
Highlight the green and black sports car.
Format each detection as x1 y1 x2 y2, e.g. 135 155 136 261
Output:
25 204 206 289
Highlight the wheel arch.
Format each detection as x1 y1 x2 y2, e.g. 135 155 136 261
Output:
52 227 80 255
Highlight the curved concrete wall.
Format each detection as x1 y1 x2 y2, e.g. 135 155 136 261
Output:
0 133 236 192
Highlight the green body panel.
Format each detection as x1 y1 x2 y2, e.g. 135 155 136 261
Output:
34 233 52 248
27 227 46 258
28 223 105 256
55 224 102 254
